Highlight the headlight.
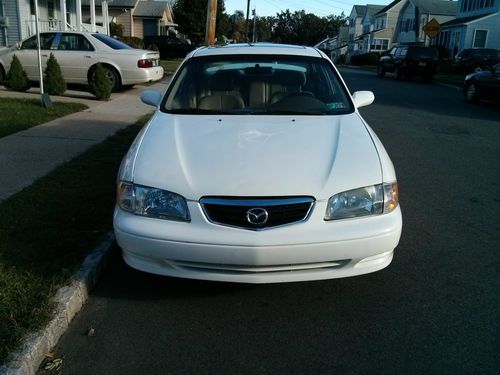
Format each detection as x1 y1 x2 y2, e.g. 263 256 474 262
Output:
324 182 398 221
117 181 190 222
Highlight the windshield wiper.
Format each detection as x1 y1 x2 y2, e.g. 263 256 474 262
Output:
264 109 328 115
165 108 235 115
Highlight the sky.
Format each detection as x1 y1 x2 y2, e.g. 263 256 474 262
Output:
224 0 391 18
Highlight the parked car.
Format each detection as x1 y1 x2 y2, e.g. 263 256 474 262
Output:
463 63 500 103
143 35 196 59
0 31 163 91
377 45 439 82
454 48 500 73
113 44 402 283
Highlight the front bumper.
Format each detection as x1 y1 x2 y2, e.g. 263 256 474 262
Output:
114 201 402 283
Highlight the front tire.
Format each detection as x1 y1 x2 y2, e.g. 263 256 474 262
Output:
464 83 478 103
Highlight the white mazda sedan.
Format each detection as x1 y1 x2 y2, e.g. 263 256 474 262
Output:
114 44 402 283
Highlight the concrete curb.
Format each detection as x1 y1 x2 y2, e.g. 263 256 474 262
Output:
0 233 115 375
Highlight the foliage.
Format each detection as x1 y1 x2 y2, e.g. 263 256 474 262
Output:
174 0 229 44
109 22 124 37
120 36 144 49
226 8 347 44
4 55 31 92
0 114 149 363
89 63 111 100
44 53 66 95
350 52 381 66
0 98 86 138
271 10 347 45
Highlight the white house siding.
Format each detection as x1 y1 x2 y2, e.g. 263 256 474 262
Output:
464 14 500 49
1 0 21 46
17 0 31 40
133 17 143 38
457 0 499 18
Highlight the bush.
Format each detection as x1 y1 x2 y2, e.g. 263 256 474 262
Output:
4 55 31 92
109 22 124 38
89 63 111 100
350 52 381 66
44 53 66 95
120 36 144 49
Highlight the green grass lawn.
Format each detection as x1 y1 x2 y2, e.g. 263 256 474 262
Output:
0 115 150 363
0 98 87 139
434 73 465 88
160 58 183 76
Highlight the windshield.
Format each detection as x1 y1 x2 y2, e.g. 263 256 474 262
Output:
91 34 132 50
162 55 353 115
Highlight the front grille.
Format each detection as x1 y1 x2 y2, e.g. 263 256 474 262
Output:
200 196 315 230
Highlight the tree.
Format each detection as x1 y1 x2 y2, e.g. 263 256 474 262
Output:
89 63 111 100
174 0 229 44
4 55 31 92
44 53 66 95
109 22 124 38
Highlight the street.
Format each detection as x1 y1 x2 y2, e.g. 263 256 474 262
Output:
45 68 500 374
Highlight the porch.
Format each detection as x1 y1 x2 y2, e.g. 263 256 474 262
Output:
24 0 109 38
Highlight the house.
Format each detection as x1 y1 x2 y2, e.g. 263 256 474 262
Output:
359 4 385 53
315 25 349 63
132 1 176 38
347 5 367 56
81 0 175 38
394 0 456 46
0 0 175 48
0 0 108 47
82 0 136 37
370 0 407 51
435 0 500 57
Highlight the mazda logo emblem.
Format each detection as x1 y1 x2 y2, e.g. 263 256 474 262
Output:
246 208 269 225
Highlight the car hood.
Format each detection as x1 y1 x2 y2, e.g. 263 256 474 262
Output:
132 113 382 200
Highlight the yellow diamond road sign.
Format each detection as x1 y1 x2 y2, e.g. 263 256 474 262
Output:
422 18 441 39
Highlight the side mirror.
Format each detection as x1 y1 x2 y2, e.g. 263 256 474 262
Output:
140 90 162 107
16 42 21 50
352 91 375 108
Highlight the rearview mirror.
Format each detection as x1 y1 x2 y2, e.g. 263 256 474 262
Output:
352 91 375 108
140 90 162 107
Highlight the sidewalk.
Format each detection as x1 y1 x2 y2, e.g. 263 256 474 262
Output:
0 81 168 202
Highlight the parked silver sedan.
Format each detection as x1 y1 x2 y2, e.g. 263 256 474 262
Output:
0 31 163 91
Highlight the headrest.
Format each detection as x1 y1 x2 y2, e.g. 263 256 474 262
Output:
272 70 306 86
208 70 239 91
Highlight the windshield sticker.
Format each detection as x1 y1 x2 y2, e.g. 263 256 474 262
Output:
327 102 346 109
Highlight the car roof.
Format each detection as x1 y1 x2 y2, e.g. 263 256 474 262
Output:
191 43 323 58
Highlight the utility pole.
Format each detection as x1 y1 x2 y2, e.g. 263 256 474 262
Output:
205 0 217 45
245 0 250 42
252 8 257 43
34 0 51 107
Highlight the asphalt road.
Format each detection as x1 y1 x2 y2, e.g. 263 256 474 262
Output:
43 69 500 375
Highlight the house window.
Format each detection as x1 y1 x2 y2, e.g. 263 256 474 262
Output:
47 0 55 19
473 29 488 47
370 38 389 51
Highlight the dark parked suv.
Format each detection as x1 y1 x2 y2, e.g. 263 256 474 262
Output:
377 46 439 82
453 48 500 73
143 35 196 59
